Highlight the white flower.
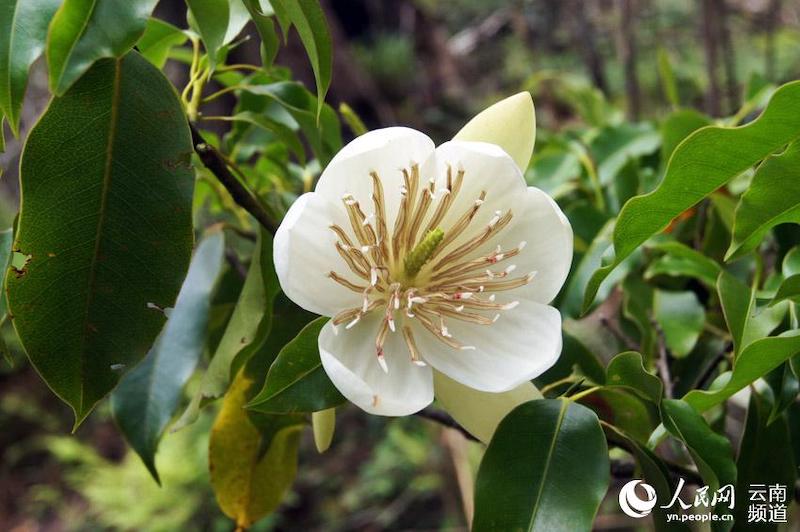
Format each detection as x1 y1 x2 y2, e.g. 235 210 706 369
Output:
274 115 572 417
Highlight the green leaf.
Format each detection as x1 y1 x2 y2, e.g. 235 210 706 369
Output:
209 368 304 529
0 228 14 319
605 351 662 403
771 275 800 306
111 232 226 483
644 241 721 288
582 81 800 313
175 229 280 429
661 399 737 493
269 0 332 118
454 92 536 172
717 270 785 355
683 331 800 414
242 0 279 66
434 371 542 444
734 389 796 531
8 52 194 426
472 399 609 532
589 122 660 185
136 18 188 69
727 142 800 260
47 0 158 95
216 111 306 164
185 0 229 69
659 108 710 166
224 0 251 44
653 290 705 358
0 0 61 135
247 317 345 414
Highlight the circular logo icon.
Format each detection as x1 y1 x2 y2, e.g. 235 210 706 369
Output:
619 479 658 518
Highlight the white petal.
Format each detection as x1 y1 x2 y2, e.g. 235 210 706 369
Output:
318 315 434 416
315 127 437 228
502 187 573 304
274 192 362 316
434 371 542 443
432 141 527 246
418 300 561 393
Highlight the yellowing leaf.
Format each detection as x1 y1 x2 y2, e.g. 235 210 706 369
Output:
311 408 335 453
454 92 536 172
209 370 303 528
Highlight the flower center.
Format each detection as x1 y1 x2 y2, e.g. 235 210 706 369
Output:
327 163 535 372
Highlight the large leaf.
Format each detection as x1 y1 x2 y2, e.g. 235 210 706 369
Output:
8 52 194 425
659 108 710 166
242 0 279 66
175 229 280 429
185 0 229 69
454 92 536 172
47 0 158 95
434 371 542 444
137 18 188 69
472 399 609 531
247 317 344 414
111 232 226 482
728 142 800 260
209 368 304 529
644 241 721 288
683 331 800 414
0 0 61 135
653 290 705 358
270 0 332 117
717 270 785 355
582 81 800 312
734 389 796 530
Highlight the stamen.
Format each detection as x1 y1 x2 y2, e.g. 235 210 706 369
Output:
402 326 426 366
328 271 367 292
429 191 486 259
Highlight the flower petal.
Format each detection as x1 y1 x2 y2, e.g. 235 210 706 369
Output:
315 127 436 226
274 191 362 316
431 140 528 247
418 300 562 393
319 315 434 416
502 187 573 304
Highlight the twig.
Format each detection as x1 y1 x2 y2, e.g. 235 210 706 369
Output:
695 342 732 391
651 317 674 399
189 123 278 234
415 407 479 442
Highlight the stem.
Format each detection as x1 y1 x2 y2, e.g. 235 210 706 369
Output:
569 386 601 402
189 123 278 234
202 84 251 104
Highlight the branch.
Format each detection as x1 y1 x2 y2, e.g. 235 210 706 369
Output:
415 407 479 442
189 123 278 234
651 317 675 399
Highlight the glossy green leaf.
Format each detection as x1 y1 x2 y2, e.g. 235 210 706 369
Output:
111 232 226 482
582 81 800 313
0 0 61 135
247 317 344 414
47 0 158 95
175 229 280 429
728 142 800 260
653 290 705 358
683 331 800 414
216 111 305 164
8 52 194 425
472 399 609 531
185 0 229 69
136 18 188 69
734 389 796 531
589 122 660 185
645 241 721 288
434 371 542 444
771 275 800 306
224 0 250 44
662 399 737 493
605 351 662 403
763 362 799 423
454 92 536 172
622 276 656 358
270 0 331 117
209 368 304 529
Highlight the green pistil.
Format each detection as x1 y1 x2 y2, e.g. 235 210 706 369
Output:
404 228 444 280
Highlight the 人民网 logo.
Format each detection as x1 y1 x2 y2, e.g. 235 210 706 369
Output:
619 479 658 518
